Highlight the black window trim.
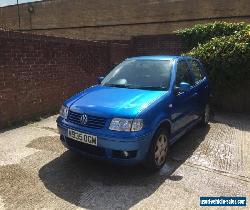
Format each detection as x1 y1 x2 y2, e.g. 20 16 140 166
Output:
175 59 195 87
188 58 205 85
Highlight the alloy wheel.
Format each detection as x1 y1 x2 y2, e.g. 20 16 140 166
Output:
204 105 210 124
154 134 168 166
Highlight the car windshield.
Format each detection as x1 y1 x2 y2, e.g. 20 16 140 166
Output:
101 59 173 90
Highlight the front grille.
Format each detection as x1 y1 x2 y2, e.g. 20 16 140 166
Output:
67 110 106 129
66 137 105 157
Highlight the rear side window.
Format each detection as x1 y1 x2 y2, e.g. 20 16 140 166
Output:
190 60 204 83
175 60 193 86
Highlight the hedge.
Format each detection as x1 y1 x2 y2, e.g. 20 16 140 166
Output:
177 22 250 112
188 30 250 90
176 21 248 49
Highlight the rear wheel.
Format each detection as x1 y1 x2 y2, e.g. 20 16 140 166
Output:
144 127 169 171
200 104 210 126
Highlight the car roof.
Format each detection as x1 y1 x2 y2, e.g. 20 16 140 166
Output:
126 55 192 61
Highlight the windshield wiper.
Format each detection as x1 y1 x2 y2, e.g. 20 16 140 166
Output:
104 84 166 90
130 86 167 90
104 83 129 88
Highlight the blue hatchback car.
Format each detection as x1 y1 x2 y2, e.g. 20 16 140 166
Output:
57 56 210 170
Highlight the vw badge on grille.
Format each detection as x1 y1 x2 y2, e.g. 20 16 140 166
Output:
80 114 88 125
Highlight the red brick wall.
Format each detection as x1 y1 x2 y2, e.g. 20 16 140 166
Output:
108 41 132 68
131 34 185 56
0 30 112 129
0 30 183 129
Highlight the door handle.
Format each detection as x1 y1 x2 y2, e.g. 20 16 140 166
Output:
192 92 198 97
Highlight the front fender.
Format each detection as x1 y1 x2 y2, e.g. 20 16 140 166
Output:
138 95 173 139
150 113 172 138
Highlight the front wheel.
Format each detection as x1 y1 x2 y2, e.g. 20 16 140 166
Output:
143 127 169 171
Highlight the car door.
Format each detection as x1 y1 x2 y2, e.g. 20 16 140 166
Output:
187 59 208 120
171 59 196 135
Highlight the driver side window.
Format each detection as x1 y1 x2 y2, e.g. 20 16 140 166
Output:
175 60 193 87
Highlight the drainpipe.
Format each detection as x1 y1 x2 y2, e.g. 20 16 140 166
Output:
17 0 21 30
28 4 34 30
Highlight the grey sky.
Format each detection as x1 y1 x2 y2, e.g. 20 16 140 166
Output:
0 0 42 7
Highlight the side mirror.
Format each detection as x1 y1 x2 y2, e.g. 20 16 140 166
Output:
179 82 191 92
175 82 191 95
98 76 104 84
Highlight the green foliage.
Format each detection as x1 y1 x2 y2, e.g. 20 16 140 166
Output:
187 30 250 93
177 21 248 49
177 21 250 111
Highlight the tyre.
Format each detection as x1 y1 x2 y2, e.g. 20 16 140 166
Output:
200 104 210 126
143 127 169 171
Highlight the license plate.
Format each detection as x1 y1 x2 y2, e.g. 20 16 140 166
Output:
68 129 97 146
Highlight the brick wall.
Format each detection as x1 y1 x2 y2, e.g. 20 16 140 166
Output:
131 34 186 56
108 41 132 67
0 30 185 129
0 30 114 129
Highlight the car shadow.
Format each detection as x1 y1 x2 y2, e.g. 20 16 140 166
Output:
38 125 210 209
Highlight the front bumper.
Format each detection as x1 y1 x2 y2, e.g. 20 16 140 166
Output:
57 118 152 165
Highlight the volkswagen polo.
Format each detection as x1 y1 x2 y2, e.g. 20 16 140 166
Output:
57 56 210 170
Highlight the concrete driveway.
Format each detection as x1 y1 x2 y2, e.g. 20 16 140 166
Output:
0 113 249 210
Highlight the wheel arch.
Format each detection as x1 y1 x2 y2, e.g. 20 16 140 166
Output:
153 119 172 138
143 118 172 171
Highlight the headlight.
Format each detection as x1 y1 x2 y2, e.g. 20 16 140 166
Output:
109 118 143 132
59 105 69 119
